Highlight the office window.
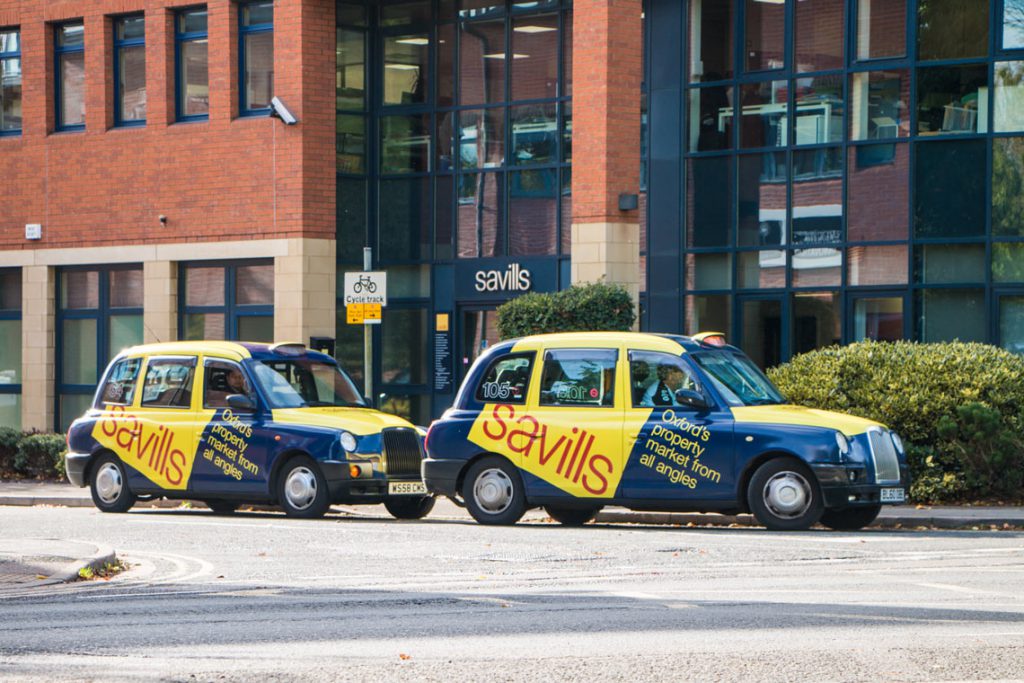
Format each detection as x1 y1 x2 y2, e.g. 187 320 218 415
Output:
57 266 144 431
850 70 910 140
55 22 85 130
114 15 146 126
180 261 274 341
0 29 21 135
176 7 209 120
0 270 21 429
383 33 428 106
855 0 906 60
1005 0 1024 49
688 0 734 82
744 0 785 72
914 140 986 237
916 64 988 136
240 1 273 114
795 0 844 73
918 0 989 61
995 62 1024 132
993 137 1024 236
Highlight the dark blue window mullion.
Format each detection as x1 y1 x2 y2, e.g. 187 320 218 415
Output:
55 22 85 132
114 16 146 127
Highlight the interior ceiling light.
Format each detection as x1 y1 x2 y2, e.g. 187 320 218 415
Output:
395 37 429 45
385 63 421 70
483 53 530 59
513 25 557 33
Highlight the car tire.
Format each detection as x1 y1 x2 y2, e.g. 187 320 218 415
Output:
277 456 331 519
89 454 136 513
544 505 602 526
462 456 527 526
819 504 882 531
204 500 240 515
746 458 824 531
384 496 436 520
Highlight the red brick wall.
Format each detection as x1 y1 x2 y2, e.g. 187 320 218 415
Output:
571 0 641 225
0 0 335 252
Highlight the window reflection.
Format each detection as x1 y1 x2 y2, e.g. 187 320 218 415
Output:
853 297 903 342
1005 0 1024 49
914 140 985 238
916 244 985 284
794 75 844 145
850 70 909 140
380 178 431 261
738 80 788 148
744 0 785 72
511 103 557 165
688 0 734 82
738 152 787 247
384 34 428 105
688 85 733 151
848 245 908 285
918 0 989 61
685 295 731 338
855 0 906 60
459 108 504 168
993 137 1024 236
737 250 786 289
509 169 557 256
795 0 844 73
920 289 985 342
687 156 733 248
336 28 365 110
381 114 430 173
995 62 1024 133
793 292 840 354
848 144 908 241
792 148 842 246
512 14 558 101
916 64 988 136
458 172 505 257
460 19 505 105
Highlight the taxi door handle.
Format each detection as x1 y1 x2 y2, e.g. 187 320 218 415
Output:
628 432 648 441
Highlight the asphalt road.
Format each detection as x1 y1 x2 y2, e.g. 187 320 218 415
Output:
1 505 1022 682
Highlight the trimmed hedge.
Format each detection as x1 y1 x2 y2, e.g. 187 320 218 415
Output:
0 430 67 481
767 341 1024 503
496 282 635 340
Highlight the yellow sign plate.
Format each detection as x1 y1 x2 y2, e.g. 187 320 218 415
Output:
346 303 364 324
364 303 382 321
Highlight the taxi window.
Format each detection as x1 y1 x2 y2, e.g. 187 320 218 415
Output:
538 349 617 408
203 359 255 409
628 351 699 408
97 357 142 407
474 353 533 404
141 358 197 408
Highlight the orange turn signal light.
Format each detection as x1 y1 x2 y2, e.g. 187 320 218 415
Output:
349 464 361 478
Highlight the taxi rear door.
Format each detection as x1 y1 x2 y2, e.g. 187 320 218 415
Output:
618 350 736 501
515 347 625 501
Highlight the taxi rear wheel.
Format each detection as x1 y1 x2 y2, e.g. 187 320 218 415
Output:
747 458 823 531
89 454 136 513
819 504 882 531
462 456 526 526
384 496 436 520
204 500 240 515
544 506 602 526
278 456 330 519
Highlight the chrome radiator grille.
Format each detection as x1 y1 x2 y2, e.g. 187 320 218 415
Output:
382 428 423 477
867 428 901 484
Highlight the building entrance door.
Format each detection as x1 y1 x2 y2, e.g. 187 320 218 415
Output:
995 291 1024 354
458 306 501 382
736 295 784 369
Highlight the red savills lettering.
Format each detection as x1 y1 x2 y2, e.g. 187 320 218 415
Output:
477 404 613 495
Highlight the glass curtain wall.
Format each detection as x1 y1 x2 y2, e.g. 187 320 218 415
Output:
336 0 572 422
679 0 1024 363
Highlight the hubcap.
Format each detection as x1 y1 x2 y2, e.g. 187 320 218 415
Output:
763 471 812 519
95 462 123 504
473 468 514 514
284 467 318 511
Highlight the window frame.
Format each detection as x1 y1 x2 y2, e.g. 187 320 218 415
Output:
139 356 199 410
537 347 619 409
0 26 22 137
175 6 209 122
202 357 254 409
55 21 86 132
238 0 274 116
472 351 534 405
626 350 703 409
178 259 274 341
95 356 143 409
113 13 146 127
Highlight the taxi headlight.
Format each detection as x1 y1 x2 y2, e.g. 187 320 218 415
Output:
835 431 850 457
890 431 904 454
339 431 358 453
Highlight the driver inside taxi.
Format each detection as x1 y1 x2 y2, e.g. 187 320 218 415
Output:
640 363 688 407
227 368 249 395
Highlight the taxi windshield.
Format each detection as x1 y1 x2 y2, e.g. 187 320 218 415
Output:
692 351 785 407
252 360 366 409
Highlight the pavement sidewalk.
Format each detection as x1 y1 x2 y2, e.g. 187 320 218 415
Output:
3 479 1024 529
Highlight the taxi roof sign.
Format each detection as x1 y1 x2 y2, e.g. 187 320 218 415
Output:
693 331 728 347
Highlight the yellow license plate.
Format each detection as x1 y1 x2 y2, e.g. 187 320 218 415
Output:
388 481 427 495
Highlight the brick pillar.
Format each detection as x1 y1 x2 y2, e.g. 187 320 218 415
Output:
143 261 178 343
274 238 337 345
21 266 55 432
571 0 643 308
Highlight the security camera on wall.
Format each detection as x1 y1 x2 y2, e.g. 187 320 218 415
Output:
270 96 298 125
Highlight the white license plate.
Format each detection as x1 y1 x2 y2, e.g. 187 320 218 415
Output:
389 481 427 496
880 487 905 503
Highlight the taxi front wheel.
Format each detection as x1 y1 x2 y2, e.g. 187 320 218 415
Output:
544 506 602 526
747 458 824 531
278 456 331 519
89 454 136 513
384 496 436 520
462 456 527 526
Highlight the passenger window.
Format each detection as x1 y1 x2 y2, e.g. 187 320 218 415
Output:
538 349 617 407
474 353 534 404
141 358 197 408
203 359 254 409
97 357 142 407
629 351 699 408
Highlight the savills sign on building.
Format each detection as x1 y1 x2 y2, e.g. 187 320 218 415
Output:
474 263 532 293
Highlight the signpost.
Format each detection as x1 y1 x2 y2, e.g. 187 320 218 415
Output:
344 249 387 404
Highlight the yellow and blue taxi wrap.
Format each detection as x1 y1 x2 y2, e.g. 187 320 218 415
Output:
65 341 433 520
423 332 909 530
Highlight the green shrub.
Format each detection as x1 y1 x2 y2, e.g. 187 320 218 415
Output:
0 426 22 479
15 433 68 480
767 341 1024 503
497 282 635 339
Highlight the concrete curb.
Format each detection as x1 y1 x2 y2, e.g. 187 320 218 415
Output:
594 510 1023 529
41 544 119 586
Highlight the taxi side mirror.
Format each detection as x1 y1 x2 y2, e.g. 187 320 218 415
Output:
227 394 257 413
675 389 709 411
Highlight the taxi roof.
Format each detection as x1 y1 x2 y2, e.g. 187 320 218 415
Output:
504 331 706 354
114 341 334 363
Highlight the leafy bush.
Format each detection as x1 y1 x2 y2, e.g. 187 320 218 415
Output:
0 426 21 478
497 282 635 340
768 341 1024 503
14 433 68 480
